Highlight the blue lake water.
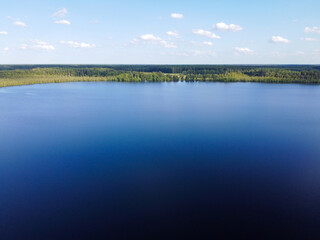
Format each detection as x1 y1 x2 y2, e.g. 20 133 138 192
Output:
0 82 320 239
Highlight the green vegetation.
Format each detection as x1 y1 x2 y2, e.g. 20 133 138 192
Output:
1 65 320 88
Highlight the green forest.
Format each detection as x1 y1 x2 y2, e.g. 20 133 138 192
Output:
1 65 320 88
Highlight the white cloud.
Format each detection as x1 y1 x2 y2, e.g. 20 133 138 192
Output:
60 41 96 48
20 40 55 51
294 51 305 56
0 31 8 35
202 41 213 46
214 22 243 32
3 47 9 51
188 50 201 56
52 8 68 18
52 9 70 25
234 47 254 54
301 37 318 42
192 29 221 39
270 51 281 57
304 27 320 34
271 36 290 43
192 41 213 46
174 50 217 57
269 51 307 58
313 49 320 57
171 13 184 19
140 34 161 41
131 34 177 48
13 21 27 27
55 20 71 25
166 31 179 38
172 52 189 57
188 50 202 56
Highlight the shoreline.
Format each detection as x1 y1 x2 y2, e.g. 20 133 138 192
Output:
1 78 320 89
1 66 320 88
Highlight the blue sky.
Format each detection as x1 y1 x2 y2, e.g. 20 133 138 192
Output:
0 0 319 64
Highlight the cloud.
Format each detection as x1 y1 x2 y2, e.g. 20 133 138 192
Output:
269 51 307 58
313 49 320 57
173 50 217 57
192 41 213 46
171 13 184 19
301 37 318 42
60 41 96 48
52 9 70 25
202 41 213 46
166 31 179 38
131 34 177 48
0 31 8 35
304 26 320 34
171 52 189 57
20 40 55 51
234 47 254 54
192 29 221 39
55 20 71 25
188 50 201 56
52 8 68 18
270 51 281 57
214 22 243 32
13 21 27 27
0 47 9 53
271 36 290 43
294 51 305 56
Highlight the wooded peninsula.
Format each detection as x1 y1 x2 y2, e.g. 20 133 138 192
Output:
1 65 320 88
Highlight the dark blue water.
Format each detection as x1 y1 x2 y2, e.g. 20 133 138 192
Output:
0 82 320 240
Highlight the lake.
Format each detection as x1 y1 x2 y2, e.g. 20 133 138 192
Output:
0 82 320 239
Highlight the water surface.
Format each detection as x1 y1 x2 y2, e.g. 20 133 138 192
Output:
0 82 320 239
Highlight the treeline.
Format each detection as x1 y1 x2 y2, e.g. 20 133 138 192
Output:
1 64 320 73
183 69 320 83
1 66 320 87
0 68 181 81
0 68 182 87
0 68 123 78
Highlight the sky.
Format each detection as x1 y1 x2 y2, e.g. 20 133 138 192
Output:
0 0 319 64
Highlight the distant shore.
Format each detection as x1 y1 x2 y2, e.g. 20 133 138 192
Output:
1 65 320 88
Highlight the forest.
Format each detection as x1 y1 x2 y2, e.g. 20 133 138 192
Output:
1 65 320 88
